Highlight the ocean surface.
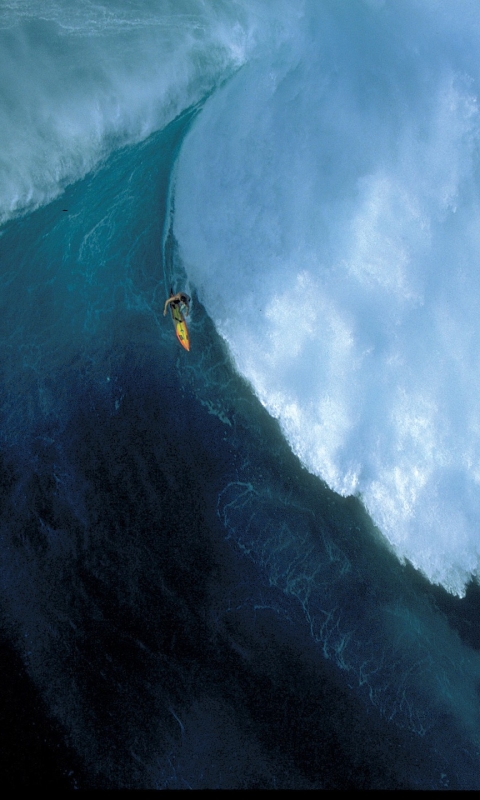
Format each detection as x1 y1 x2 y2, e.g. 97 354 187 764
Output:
2 0 480 789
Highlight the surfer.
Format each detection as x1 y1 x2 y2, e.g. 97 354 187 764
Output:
163 290 191 317
164 288 191 351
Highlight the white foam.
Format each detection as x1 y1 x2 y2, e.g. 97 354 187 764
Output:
174 0 480 595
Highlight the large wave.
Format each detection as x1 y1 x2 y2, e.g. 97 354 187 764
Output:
174 0 480 596
4 0 480 597
4 1 480 786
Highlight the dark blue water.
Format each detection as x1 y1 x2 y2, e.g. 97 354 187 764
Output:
1 103 480 789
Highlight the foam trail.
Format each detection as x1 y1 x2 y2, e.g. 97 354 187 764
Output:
174 0 480 596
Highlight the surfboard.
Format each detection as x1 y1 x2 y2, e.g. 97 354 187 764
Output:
170 302 190 351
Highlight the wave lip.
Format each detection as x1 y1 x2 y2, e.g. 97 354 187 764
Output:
0 0 269 226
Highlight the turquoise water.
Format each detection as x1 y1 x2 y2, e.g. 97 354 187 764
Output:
2 0 480 789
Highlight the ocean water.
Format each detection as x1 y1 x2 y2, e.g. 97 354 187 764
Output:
2 0 480 789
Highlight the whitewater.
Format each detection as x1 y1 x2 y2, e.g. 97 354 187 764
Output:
174 0 480 596
2 1 480 596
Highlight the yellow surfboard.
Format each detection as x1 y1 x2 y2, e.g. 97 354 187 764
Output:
170 302 190 351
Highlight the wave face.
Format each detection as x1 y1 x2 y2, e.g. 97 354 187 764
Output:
174 0 480 596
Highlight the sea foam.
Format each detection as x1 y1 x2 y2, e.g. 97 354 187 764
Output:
174 0 480 596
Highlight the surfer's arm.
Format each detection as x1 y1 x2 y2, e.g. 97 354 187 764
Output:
163 297 173 316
